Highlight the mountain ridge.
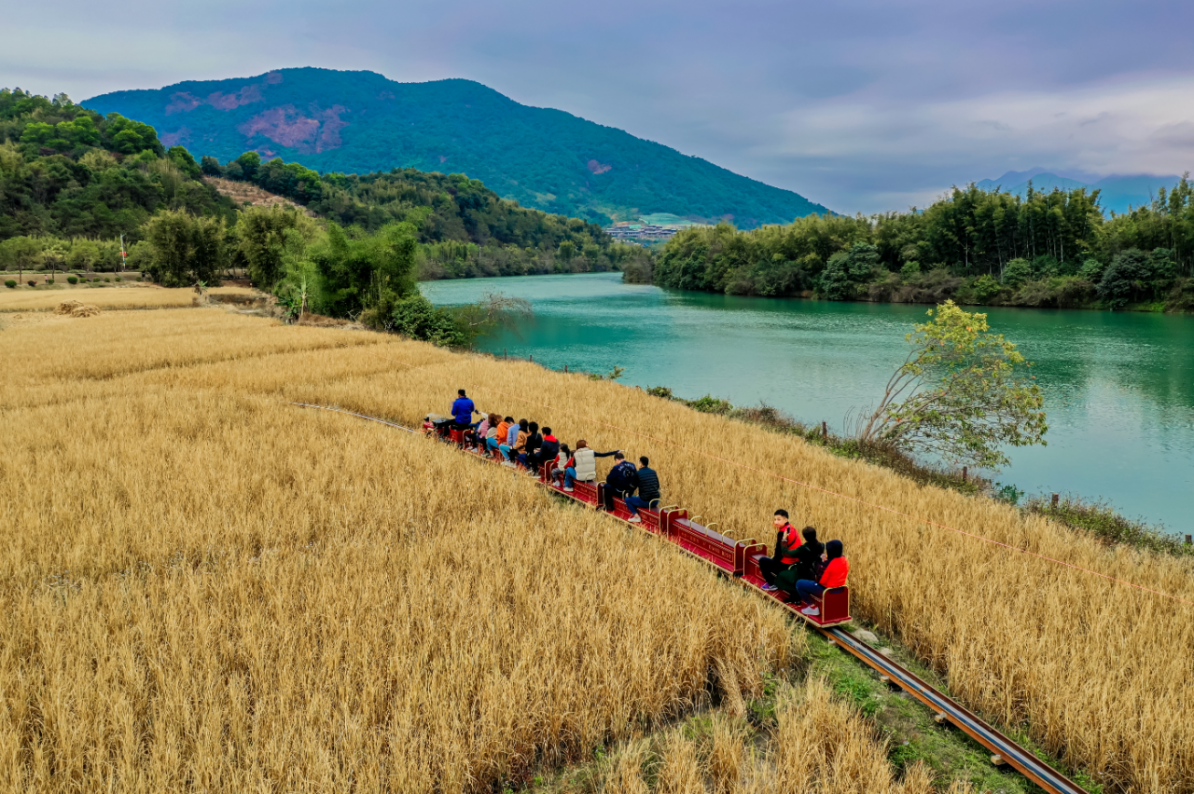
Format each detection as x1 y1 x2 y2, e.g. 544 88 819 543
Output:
974 168 1184 214
85 67 831 228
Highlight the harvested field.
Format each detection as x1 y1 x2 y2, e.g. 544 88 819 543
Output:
205 176 316 215
0 286 257 313
4 306 1192 793
0 309 802 792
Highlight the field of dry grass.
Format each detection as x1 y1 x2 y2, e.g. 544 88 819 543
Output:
106 314 1194 792
0 286 257 313
204 176 316 215
4 305 1193 792
589 680 972 794
0 309 803 792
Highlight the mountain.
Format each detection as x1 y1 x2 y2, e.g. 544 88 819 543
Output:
85 68 830 228
974 168 1184 215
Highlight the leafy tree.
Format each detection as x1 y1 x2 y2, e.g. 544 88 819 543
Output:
1098 249 1150 309
143 210 225 287
238 206 301 287
856 301 1047 469
391 294 468 346
316 222 418 325
1001 258 1032 287
820 243 880 300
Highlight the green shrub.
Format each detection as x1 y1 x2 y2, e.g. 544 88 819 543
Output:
67 276 78 285
103 277 111 283
114 276 122 282
45 278 54 285
4 280 15 289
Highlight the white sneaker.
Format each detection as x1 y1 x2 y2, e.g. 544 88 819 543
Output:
801 606 820 617
501 461 515 468
563 487 574 493
627 515 642 523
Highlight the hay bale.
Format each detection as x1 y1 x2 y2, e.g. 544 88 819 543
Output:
55 299 84 315
70 304 101 317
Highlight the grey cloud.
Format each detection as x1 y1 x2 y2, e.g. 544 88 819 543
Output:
4 0 1194 213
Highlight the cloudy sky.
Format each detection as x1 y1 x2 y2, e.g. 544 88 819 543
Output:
4 0 1192 213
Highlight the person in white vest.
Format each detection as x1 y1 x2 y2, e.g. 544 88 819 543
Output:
560 439 620 492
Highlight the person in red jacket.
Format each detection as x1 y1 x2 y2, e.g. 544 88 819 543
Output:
795 539 848 617
759 509 798 591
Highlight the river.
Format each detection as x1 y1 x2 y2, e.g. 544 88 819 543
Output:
422 272 1194 534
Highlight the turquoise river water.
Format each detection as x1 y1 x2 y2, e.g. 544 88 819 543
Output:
422 272 1194 534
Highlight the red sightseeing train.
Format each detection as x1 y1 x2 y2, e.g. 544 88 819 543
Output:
429 419 852 628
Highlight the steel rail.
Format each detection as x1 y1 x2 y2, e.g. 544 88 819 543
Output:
288 401 1088 794
821 627 1085 794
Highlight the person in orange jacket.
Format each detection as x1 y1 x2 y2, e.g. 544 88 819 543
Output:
794 539 848 617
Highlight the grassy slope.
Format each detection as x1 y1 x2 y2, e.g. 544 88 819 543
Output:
85 68 829 227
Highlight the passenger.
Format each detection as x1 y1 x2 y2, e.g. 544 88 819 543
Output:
534 427 560 475
494 416 513 456
484 413 502 454
518 422 543 471
793 539 848 618
624 456 661 523
773 527 825 595
501 419 528 468
758 509 798 591
450 388 478 430
550 444 572 487
471 413 490 451
562 439 619 491
604 451 639 511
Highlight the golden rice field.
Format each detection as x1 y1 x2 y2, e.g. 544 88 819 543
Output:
0 309 801 792
591 680 972 794
4 306 1193 792
0 285 256 312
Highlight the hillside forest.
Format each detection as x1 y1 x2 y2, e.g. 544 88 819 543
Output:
0 88 648 341
630 183 1194 311
85 68 830 227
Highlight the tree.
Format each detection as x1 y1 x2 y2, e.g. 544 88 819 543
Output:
238 206 301 288
856 301 1046 470
275 227 324 318
1001 258 1032 287
144 210 225 287
820 243 880 300
391 294 468 346
1097 249 1150 309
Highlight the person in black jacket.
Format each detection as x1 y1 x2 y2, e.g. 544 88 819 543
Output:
625 456 661 523
603 452 639 510
775 527 826 596
518 422 542 471
532 427 561 476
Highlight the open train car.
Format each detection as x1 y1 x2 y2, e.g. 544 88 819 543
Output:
424 417 851 627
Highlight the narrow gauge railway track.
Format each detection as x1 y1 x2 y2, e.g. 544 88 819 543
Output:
292 403 1088 794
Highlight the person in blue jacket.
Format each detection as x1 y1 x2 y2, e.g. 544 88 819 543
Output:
450 389 478 430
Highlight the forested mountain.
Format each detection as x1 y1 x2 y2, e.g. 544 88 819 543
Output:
85 68 830 227
638 182 1194 312
0 87 642 288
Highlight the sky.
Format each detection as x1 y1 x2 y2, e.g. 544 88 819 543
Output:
3 0 1193 213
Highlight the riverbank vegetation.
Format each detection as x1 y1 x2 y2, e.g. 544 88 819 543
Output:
636 182 1194 312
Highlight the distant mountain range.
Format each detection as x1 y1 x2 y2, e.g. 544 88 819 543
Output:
974 168 1183 215
85 68 829 228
